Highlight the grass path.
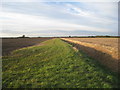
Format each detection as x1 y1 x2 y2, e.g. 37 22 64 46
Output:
2 38 118 88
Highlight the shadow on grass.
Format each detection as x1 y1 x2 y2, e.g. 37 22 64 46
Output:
62 40 120 88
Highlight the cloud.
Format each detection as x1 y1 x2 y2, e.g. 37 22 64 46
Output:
0 2 118 37
1 12 110 32
2 0 119 2
65 3 117 24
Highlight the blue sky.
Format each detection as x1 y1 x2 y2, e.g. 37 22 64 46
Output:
0 1 118 37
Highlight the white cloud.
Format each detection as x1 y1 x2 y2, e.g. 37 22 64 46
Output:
1 2 118 37
2 0 119 2
1 12 110 34
65 3 117 24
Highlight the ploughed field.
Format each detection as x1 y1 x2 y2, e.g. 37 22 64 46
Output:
2 38 119 88
2 38 52 56
61 38 119 72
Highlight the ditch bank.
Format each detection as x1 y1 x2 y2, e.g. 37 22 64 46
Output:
61 38 120 73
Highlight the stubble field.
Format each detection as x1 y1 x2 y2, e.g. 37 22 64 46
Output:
62 38 119 72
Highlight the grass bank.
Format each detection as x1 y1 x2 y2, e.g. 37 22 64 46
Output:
2 38 118 88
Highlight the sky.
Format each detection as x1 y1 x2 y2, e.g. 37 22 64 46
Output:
0 0 118 37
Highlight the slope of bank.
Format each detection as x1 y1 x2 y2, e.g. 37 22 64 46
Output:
61 38 119 72
3 39 118 88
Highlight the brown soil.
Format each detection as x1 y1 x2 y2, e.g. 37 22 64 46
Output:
2 37 53 56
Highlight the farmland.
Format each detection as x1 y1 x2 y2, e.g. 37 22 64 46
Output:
2 38 119 88
2 37 52 56
62 38 118 49
62 38 119 72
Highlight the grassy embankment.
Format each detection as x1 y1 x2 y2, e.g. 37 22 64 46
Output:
2 38 118 88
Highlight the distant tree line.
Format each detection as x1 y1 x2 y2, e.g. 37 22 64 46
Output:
1 35 120 39
60 35 120 38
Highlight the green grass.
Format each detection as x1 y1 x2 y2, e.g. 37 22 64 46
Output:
2 38 118 88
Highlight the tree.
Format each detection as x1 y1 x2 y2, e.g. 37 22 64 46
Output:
22 35 25 38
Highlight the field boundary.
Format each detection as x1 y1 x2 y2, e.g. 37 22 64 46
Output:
61 38 119 72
